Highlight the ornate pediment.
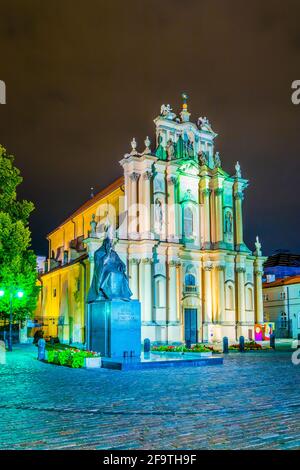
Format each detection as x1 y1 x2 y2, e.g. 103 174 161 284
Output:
178 160 199 176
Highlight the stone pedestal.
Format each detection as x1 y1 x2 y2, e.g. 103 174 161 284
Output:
19 321 28 344
88 300 141 357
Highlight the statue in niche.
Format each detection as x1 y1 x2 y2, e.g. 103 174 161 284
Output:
214 151 221 168
166 138 175 160
224 211 233 235
154 198 164 233
198 150 208 166
187 139 194 158
87 228 132 302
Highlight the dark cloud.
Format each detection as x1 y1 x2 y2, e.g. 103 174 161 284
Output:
0 0 299 255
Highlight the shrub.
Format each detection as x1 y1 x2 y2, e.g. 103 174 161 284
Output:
46 346 100 368
151 343 212 353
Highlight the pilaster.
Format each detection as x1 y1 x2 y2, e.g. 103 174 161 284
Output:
254 258 265 324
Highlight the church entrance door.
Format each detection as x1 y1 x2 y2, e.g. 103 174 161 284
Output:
184 308 198 344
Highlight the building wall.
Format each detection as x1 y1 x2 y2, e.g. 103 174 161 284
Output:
40 259 89 343
263 282 300 339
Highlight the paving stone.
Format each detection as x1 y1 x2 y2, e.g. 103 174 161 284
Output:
0 345 299 449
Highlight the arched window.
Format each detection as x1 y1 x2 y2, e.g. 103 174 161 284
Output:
246 287 253 310
185 273 196 286
184 206 193 238
226 284 234 310
280 312 288 329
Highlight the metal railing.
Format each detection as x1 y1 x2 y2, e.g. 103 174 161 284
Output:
183 285 198 294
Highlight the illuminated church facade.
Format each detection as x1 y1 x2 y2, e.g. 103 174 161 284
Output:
40 98 265 345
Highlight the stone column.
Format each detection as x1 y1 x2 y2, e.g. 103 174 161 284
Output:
167 176 178 242
236 267 246 323
202 189 211 249
129 258 139 300
129 172 139 237
216 264 226 323
214 188 224 246
88 252 95 286
125 172 130 212
203 262 213 341
142 170 152 238
142 258 153 323
254 266 264 324
168 260 178 323
234 191 244 249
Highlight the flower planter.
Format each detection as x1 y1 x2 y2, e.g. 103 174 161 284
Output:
84 357 102 368
151 351 212 358
197 352 212 357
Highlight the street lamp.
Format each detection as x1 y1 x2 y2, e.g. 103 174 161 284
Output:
0 287 24 351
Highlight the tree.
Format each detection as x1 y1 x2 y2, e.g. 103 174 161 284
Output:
0 144 39 321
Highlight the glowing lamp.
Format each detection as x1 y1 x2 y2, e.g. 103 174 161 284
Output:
0 290 4 297
17 291 24 298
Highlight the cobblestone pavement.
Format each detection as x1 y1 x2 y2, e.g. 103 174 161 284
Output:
0 345 299 450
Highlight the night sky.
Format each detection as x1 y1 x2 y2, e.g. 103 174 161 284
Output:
0 0 300 256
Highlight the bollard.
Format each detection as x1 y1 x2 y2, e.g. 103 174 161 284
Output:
223 336 229 354
37 338 46 361
239 336 245 352
144 338 151 353
270 333 276 350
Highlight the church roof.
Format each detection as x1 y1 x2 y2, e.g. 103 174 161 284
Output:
263 274 300 288
47 176 124 237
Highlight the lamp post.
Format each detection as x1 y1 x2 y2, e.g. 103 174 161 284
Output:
0 288 24 352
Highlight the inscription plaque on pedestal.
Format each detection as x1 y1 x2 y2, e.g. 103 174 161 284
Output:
88 300 141 357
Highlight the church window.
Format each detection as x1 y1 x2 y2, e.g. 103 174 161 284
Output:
246 287 253 310
53 288 57 298
226 284 234 310
280 312 288 329
184 206 193 238
185 273 196 286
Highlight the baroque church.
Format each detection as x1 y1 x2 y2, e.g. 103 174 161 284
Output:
39 97 265 345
